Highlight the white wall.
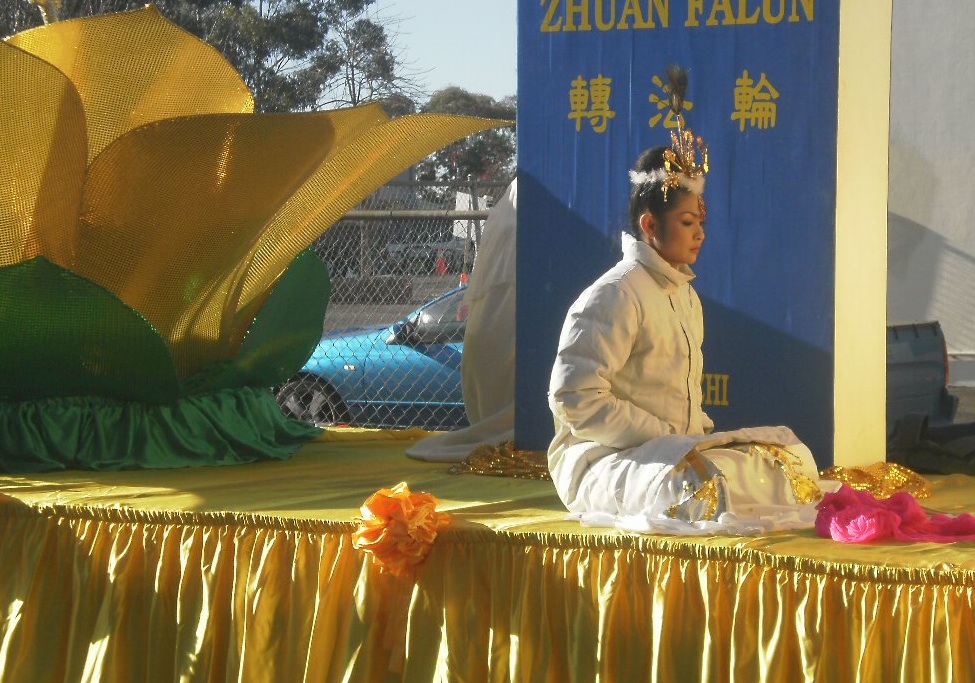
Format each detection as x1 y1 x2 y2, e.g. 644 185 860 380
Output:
888 2 975 383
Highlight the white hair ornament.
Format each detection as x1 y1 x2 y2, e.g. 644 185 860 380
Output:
629 169 705 195
628 169 667 186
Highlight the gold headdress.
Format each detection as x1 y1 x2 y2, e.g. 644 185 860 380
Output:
630 65 710 200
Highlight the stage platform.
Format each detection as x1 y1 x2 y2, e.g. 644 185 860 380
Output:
1 431 974 682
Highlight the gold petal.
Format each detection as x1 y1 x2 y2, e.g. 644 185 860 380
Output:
188 103 393 360
8 5 253 164
232 113 514 334
0 41 86 267
74 109 383 375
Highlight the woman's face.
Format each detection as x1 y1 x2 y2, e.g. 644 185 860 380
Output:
639 192 705 267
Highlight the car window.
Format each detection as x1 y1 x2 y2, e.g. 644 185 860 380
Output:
414 289 467 344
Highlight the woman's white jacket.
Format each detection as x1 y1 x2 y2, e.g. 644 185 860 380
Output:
548 236 832 535
547 236 713 510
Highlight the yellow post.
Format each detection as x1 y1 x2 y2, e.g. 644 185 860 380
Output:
833 0 893 465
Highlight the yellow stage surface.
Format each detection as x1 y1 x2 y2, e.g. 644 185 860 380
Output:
1 432 975 682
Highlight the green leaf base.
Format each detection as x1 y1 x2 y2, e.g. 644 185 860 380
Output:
0 387 321 473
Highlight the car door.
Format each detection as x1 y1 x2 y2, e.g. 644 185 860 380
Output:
360 289 467 428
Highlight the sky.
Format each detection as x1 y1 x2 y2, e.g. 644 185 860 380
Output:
372 0 517 101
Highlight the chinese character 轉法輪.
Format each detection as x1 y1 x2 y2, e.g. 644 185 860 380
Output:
731 69 780 132
568 74 616 133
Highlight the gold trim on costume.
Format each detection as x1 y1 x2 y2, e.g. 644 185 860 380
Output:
667 476 721 521
666 449 723 521
726 443 824 505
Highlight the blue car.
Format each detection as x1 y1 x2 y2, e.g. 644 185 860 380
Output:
276 286 470 429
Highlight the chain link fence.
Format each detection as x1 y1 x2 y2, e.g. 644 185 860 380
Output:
275 177 512 430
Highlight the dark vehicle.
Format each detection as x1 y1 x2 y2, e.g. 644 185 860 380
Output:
276 287 470 429
887 321 958 434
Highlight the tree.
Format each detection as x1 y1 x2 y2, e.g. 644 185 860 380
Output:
1 0 43 35
316 12 424 109
205 0 419 112
415 87 517 200
377 92 417 118
3 0 244 38
2 0 422 114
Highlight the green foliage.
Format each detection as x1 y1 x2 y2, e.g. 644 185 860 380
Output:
205 0 385 111
320 13 396 107
415 87 517 199
0 0 42 35
379 92 418 117
2 0 415 113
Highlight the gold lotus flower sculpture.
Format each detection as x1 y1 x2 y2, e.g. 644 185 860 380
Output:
0 6 511 471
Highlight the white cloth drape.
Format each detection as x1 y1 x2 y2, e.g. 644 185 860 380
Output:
407 179 517 461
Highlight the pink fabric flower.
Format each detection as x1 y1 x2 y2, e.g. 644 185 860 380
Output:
814 485 878 538
816 485 975 544
827 507 897 543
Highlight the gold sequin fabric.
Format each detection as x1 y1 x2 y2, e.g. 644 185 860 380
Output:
820 461 930 500
449 442 552 481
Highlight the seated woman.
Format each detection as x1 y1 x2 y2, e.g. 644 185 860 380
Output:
547 80 836 534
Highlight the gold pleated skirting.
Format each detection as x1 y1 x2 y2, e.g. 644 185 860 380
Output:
1 431 974 682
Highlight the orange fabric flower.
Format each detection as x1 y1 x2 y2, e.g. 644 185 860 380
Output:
352 482 451 576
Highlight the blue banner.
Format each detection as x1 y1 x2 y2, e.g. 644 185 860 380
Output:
516 0 841 465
